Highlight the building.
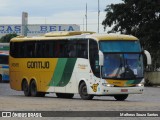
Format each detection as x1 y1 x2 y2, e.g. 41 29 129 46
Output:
0 24 80 38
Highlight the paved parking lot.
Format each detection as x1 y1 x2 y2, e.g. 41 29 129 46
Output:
0 83 160 119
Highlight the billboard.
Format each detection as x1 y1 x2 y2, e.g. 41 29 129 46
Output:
0 24 80 38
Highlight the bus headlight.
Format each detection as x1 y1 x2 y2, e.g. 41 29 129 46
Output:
102 83 114 87
136 78 145 87
136 84 144 87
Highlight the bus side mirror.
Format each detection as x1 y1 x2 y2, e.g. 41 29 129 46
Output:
99 50 104 66
144 50 152 65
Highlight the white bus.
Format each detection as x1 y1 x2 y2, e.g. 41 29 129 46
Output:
9 31 151 100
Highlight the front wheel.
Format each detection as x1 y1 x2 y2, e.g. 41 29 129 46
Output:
79 82 94 100
114 94 128 101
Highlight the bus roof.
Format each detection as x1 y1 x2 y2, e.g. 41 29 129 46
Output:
11 31 138 42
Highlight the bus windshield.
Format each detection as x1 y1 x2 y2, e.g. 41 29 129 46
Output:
101 54 143 79
100 40 141 52
99 41 143 79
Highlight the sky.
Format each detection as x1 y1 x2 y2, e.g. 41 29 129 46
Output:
0 0 122 33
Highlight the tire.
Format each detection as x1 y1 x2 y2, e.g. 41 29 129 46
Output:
22 80 31 96
79 82 94 100
30 80 37 97
56 93 74 99
30 80 45 97
114 94 128 101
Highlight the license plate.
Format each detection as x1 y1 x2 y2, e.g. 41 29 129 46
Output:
121 89 128 92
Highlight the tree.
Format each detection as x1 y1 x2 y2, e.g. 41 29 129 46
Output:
102 0 160 70
0 33 18 43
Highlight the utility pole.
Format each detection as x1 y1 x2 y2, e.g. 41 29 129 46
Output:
83 17 85 31
85 3 88 31
98 0 100 33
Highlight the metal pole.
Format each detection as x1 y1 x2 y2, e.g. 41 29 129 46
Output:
85 3 88 31
98 0 100 33
83 17 84 31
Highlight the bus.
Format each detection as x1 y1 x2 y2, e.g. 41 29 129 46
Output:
9 31 151 101
0 43 9 83
0 52 9 82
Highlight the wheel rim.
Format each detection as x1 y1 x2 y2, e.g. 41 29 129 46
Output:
82 86 88 96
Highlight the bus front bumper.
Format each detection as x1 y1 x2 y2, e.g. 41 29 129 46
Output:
100 86 144 95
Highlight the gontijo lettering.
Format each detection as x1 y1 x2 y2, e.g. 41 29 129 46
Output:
27 61 49 69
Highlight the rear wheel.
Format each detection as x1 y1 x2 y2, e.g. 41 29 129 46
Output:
114 94 128 101
30 80 45 97
22 80 31 96
56 93 74 99
79 82 94 100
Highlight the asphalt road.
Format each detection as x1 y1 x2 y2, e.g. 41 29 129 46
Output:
0 83 160 120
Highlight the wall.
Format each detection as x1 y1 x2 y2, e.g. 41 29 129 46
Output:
145 72 160 85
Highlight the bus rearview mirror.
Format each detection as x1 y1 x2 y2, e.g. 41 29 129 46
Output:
144 50 152 65
99 50 104 66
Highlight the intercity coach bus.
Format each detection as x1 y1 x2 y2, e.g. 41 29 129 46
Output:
9 31 151 101
0 43 9 82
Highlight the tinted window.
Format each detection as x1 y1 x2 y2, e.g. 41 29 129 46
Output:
10 39 88 59
89 39 100 77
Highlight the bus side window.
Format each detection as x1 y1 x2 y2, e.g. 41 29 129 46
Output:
53 40 68 58
89 39 100 77
10 42 16 57
77 40 88 59
25 42 36 58
19 42 25 58
10 42 24 58
67 40 77 58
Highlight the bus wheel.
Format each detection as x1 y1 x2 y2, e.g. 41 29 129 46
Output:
79 82 94 100
22 80 31 96
30 80 45 97
114 94 128 101
56 93 74 99
30 80 38 97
